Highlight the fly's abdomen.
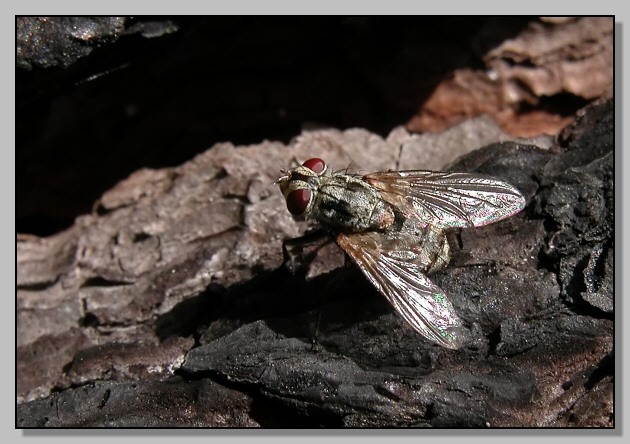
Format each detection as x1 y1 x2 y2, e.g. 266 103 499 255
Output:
421 227 450 273
401 221 450 274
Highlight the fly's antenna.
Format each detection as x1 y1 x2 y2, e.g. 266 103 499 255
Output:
274 168 291 185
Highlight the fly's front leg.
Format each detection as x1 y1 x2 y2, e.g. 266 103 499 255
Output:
281 229 331 275
281 229 344 348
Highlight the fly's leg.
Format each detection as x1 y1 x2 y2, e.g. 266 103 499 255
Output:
281 229 329 274
281 229 331 347
311 304 323 351
281 230 352 349
310 265 349 351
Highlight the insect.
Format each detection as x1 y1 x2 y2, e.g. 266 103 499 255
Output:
276 157 526 349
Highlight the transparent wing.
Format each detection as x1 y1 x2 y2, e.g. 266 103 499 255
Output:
336 231 465 349
365 170 526 229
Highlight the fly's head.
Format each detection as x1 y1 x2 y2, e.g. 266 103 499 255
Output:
276 157 328 219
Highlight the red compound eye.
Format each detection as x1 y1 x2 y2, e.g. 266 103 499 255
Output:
302 158 326 174
286 189 312 216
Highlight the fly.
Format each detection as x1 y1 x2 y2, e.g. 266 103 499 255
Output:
276 157 526 349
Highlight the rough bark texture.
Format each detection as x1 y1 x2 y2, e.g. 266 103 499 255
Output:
16 17 614 428
408 17 613 137
17 98 613 427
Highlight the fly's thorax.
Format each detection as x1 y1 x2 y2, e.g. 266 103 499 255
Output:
310 173 395 232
